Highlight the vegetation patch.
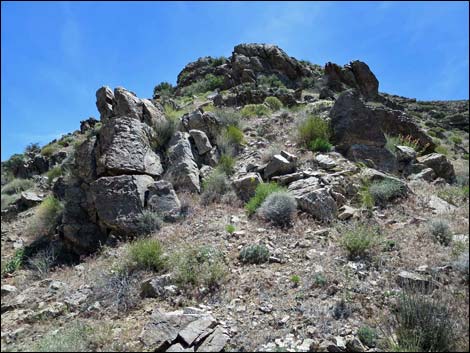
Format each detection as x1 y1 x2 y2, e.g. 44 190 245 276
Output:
297 115 330 148
240 103 271 118
258 191 296 226
245 182 286 216
201 169 231 204
427 219 452 246
239 244 270 264
264 96 283 111
339 223 381 260
368 179 407 207
127 238 166 272
136 210 162 235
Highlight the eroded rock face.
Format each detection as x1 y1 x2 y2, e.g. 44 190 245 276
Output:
96 116 163 177
91 175 154 235
181 110 221 143
233 173 263 202
330 90 435 173
324 60 379 100
146 180 181 221
164 132 200 193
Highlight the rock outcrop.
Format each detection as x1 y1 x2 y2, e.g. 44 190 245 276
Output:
330 90 435 173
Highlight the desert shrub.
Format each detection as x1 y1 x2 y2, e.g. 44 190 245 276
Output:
57 135 74 147
180 74 224 96
217 154 235 175
358 183 375 210
210 56 227 67
1 193 19 210
128 238 166 272
297 115 330 147
308 137 332 152
27 247 56 279
46 166 63 184
258 191 296 226
41 144 58 157
312 273 328 287
291 274 301 286
1 178 34 195
301 76 317 89
33 321 92 352
451 135 462 144
358 326 378 348
427 219 452 246
340 223 381 260
91 270 140 314
25 142 41 154
368 179 407 207
257 74 285 88
245 182 285 216
453 251 469 277
224 125 245 145
434 144 449 156
392 290 456 352
171 245 227 290
30 196 64 236
215 108 242 128
153 104 182 149
201 169 231 205
437 185 469 206
136 210 162 235
239 244 270 264
225 224 235 234
385 134 420 155
264 96 283 111
261 143 282 163
1 248 25 276
153 81 175 99
240 103 271 118
2 153 25 175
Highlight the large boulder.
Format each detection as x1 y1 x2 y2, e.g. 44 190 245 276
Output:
146 181 181 221
288 177 337 221
181 110 221 143
91 175 155 235
264 154 296 179
189 129 212 155
95 86 115 121
417 153 455 182
330 90 435 173
96 116 163 177
324 60 378 100
232 172 263 202
164 132 200 193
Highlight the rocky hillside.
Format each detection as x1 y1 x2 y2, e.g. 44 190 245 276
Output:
1 43 469 352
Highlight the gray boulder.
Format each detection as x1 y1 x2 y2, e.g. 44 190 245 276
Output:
96 116 163 177
189 129 212 155
146 181 181 221
164 132 200 193
288 178 337 221
264 155 296 179
232 173 263 202
417 153 455 182
91 175 154 235
181 110 221 143
95 86 115 121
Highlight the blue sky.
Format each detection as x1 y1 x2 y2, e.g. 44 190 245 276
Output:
1 1 469 161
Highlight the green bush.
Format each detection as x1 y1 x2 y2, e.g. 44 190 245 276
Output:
224 125 245 145
225 224 235 234
385 134 420 155
257 74 285 88
240 104 271 118
57 135 74 147
153 105 181 149
215 108 242 128
2 153 25 176
180 74 224 96
368 179 407 207
201 169 231 205
358 183 375 210
451 135 462 144
46 166 63 184
218 154 235 175
291 274 301 285
33 321 91 352
437 185 469 206
297 116 330 147
358 326 378 348
258 191 296 226
392 290 455 352
340 223 381 259
264 96 283 111
1 178 34 195
308 137 332 152
434 145 449 156
41 144 58 157
128 238 166 272
428 219 452 246
25 142 41 154
239 244 270 264
153 81 175 99
30 196 64 236
245 182 285 216
210 56 227 67
136 210 162 235
171 245 227 290
1 193 19 210
1 248 25 276
313 273 328 287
